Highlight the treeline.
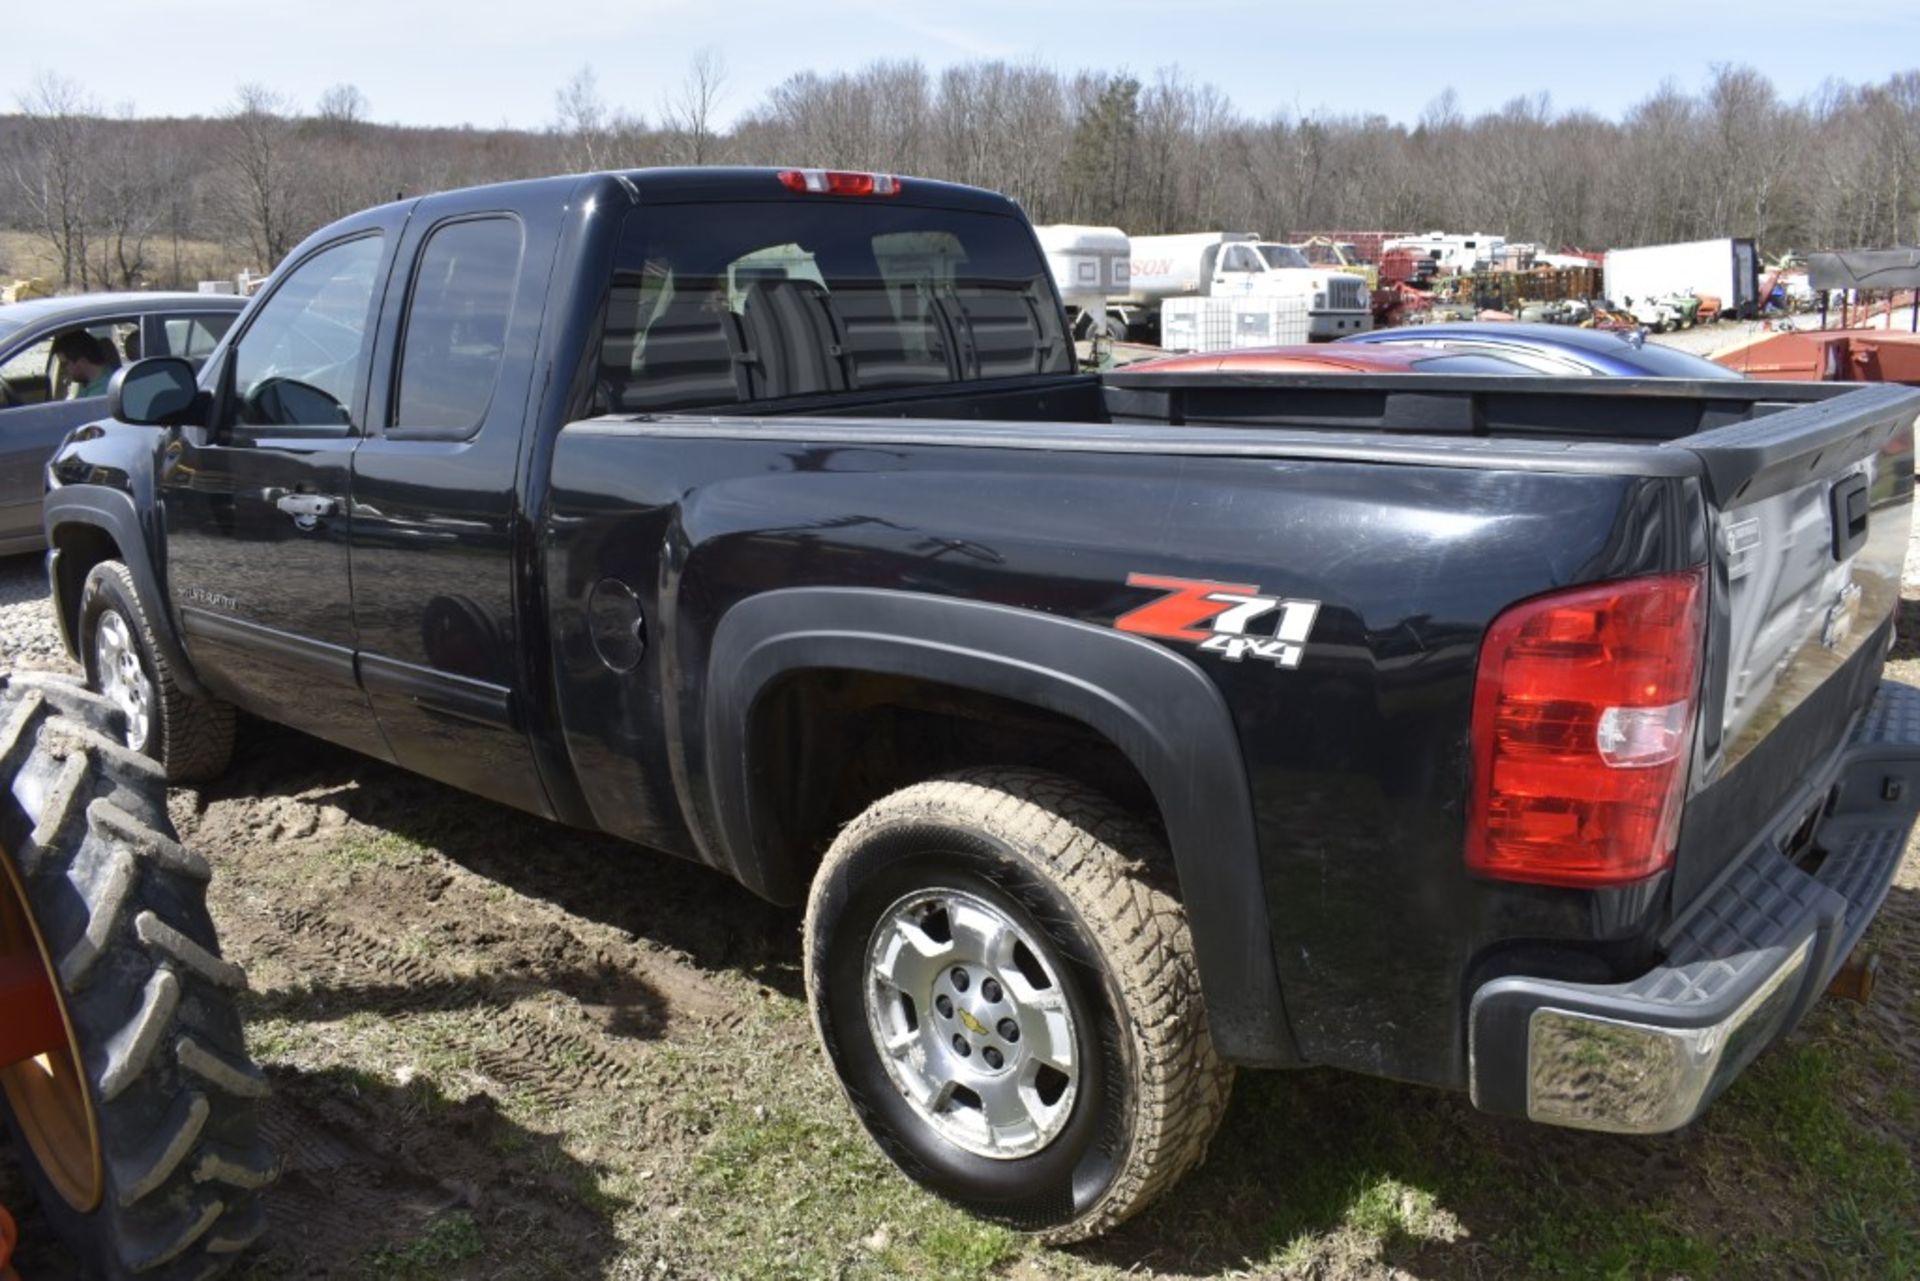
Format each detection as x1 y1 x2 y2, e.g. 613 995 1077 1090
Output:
4 58 1919 291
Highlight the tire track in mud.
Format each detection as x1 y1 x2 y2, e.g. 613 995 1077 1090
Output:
254 1059 616 1275
255 903 647 1097
242 904 638 1272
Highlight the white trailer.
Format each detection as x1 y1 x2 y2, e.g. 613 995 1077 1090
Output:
1382 231 1507 273
1034 224 1131 339
1603 238 1760 319
1097 231 1369 344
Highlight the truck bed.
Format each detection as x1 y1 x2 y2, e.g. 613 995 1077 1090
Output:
589 371 1915 1081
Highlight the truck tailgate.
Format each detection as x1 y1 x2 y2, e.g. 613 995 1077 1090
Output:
1671 382 1920 906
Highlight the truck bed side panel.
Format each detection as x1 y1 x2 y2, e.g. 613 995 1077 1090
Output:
546 423 1700 1078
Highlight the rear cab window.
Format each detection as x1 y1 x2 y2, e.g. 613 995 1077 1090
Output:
594 201 1069 415
392 216 524 438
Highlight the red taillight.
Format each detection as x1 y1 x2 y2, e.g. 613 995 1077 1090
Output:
777 168 902 197
1467 569 1705 888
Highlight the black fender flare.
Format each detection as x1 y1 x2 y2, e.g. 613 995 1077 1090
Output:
704 587 1298 1064
42 487 208 700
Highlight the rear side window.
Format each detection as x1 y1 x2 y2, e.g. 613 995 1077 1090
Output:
159 314 235 367
596 201 1069 415
394 217 524 437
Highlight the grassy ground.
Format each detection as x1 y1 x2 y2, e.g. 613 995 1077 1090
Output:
0 228 244 293
195 724 1920 1278
1 576 1916 1280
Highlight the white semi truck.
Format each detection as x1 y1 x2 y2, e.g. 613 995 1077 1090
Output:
1603 238 1761 320
1038 229 1371 345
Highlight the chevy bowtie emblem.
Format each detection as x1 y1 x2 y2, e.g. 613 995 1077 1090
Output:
957 1009 988 1036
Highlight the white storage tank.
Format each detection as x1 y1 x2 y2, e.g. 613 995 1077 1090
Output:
1161 296 1311 353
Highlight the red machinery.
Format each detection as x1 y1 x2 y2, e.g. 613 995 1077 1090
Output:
1287 230 1412 263
1713 329 1920 384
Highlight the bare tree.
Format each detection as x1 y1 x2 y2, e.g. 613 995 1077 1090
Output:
218 84 304 270
91 104 168 287
316 83 370 133
555 66 614 171
661 48 727 165
7 72 99 287
13 59 1920 280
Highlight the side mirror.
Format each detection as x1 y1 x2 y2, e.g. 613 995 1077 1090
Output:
110 357 203 427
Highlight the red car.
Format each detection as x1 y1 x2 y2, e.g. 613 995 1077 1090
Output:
1123 344 1542 375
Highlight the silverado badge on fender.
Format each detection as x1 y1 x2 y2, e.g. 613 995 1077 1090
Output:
1114 573 1322 668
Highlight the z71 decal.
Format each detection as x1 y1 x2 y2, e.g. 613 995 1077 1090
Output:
1114 573 1321 668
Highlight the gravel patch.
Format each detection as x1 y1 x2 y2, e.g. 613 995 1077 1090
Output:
1641 317 1829 360
0 553 68 670
1645 320 1767 358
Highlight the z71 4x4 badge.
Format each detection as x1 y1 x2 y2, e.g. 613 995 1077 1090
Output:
1114 573 1321 668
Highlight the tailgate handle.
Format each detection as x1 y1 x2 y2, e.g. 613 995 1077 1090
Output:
1831 476 1870 561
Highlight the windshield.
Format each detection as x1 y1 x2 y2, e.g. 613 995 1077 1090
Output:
1258 245 1311 270
597 202 1070 414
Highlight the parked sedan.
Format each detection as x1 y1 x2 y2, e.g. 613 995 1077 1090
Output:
0 292 245 553
1339 321 1745 378
1123 343 1546 375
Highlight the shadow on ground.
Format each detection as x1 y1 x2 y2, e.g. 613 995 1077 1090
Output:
1893 597 1920 659
203 714 804 1003
3 1064 619 1280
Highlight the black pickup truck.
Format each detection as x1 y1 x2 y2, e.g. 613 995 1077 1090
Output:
41 167 1920 1242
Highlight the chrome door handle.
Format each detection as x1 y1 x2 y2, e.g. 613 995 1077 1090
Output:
273 493 338 519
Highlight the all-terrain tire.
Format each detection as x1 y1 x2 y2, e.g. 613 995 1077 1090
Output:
78 561 234 784
0 671 274 1279
804 767 1232 1242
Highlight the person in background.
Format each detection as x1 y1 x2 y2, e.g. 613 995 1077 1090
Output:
50 330 119 399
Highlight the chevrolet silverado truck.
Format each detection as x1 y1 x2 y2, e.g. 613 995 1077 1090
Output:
37 166 1920 1242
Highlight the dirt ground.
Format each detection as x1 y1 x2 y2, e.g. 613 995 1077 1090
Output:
2 550 1917 1280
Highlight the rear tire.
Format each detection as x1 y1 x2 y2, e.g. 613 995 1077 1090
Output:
1 671 274 1280
78 561 233 784
804 768 1231 1242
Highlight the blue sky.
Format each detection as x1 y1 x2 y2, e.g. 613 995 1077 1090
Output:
8 0 1918 129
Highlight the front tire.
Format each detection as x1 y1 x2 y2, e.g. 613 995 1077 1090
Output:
804 768 1231 1241
0 672 274 1279
79 561 234 783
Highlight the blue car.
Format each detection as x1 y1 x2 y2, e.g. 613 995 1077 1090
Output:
1340 322 1744 379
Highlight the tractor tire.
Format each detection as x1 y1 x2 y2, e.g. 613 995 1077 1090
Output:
0 671 274 1280
804 768 1232 1242
78 561 234 784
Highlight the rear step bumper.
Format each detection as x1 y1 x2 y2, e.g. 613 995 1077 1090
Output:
1467 679 1920 1133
